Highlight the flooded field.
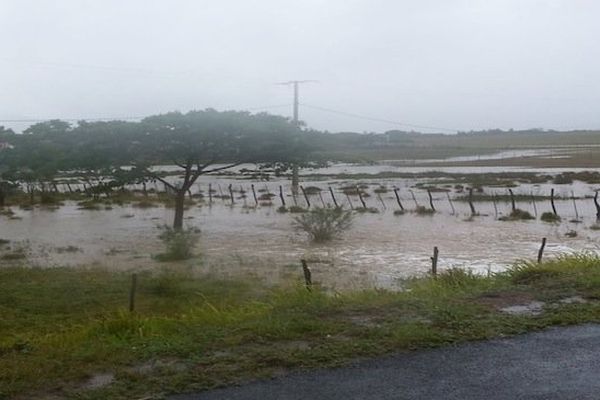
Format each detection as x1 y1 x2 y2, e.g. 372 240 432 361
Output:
1 161 599 291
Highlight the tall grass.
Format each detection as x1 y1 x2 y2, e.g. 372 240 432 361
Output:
2 254 600 399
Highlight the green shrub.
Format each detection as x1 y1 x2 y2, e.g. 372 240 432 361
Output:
293 207 353 242
540 212 561 223
155 226 200 261
499 209 535 221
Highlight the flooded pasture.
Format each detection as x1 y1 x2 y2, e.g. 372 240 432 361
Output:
2 161 600 291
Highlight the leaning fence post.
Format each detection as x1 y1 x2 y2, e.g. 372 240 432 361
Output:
537 238 547 263
492 192 498 219
129 273 138 312
431 247 439 277
228 184 235 204
345 193 354 209
594 191 600 220
318 191 326 207
300 186 311 208
531 192 538 217
571 191 579 221
278 185 286 207
550 188 558 216
508 188 516 212
393 188 404 211
251 184 258 206
410 190 419 208
377 193 386 210
427 189 435 212
356 186 367 208
446 192 455 215
468 188 476 216
301 259 312 291
329 186 339 208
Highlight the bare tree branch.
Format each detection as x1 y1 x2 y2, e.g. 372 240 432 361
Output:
138 167 177 191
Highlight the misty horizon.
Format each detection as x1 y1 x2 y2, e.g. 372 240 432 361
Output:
2 0 600 134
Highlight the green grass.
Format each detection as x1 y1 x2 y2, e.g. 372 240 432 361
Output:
2 254 600 399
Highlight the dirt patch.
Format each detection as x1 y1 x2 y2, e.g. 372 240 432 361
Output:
558 296 589 305
476 291 536 309
500 301 545 316
83 372 114 389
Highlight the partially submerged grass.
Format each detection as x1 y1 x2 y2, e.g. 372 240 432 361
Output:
541 212 562 223
498 209 535 221
413 205 435 215
2 254 600 399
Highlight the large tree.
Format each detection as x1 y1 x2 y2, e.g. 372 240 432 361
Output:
135 109 310 229
0 110 312 227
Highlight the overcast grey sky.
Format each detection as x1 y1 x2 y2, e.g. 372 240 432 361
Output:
1 0 599 133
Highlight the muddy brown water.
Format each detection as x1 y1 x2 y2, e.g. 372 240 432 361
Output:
2 160 600 290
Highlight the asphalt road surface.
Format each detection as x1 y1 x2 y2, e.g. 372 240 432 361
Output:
171 324 600 400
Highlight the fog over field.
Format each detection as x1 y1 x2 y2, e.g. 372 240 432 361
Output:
1 0 600 133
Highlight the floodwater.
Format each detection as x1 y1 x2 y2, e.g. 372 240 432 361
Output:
1 165 599 291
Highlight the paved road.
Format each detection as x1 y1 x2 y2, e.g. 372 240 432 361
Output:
171 324 600 400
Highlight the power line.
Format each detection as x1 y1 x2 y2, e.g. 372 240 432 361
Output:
301 103 459 133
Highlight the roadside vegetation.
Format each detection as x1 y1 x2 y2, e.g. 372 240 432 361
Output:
2 254 600 399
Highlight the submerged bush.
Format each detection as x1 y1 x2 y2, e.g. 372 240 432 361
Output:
499 209 535 221
289 205 307 213
155 226 200 261
413 206 435 215
540 212 561 223
293 207 353 242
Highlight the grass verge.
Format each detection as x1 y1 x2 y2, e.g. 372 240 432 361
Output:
2 254 600 399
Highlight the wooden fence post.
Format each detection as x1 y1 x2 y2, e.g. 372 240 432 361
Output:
218 184 225 203
468 188 476 216
301 259 312 291
129 273 138 312
531 192 538 217
356 186 366 208
300 186 311 208
410 190 419 208
377 193 386 210
537 238 547 263
594 191 600 220
329 187 339 208
508 188 516 212
228 184 235 204
393 188 404 211
318 191 326 207
279 185 286 207
427 189 435 212
550 188 558 216
251 184 258 206
346 193 354 209
571 191 580 221
431 247 439 277
446 192 455 215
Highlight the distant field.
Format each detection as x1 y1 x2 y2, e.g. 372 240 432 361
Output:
315 130 600 166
